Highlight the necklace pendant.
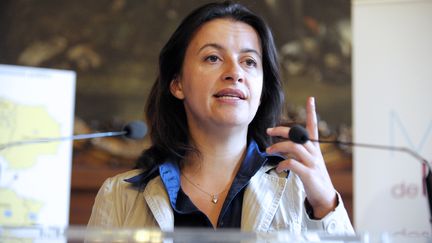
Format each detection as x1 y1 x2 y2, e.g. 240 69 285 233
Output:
212 195 218 204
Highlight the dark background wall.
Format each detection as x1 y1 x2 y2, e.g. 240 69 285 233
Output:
0 0 353 224
0 0 351 131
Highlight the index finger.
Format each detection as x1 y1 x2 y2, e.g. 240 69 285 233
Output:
306 97 319 141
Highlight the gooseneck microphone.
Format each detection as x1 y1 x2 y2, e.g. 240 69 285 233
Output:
289 125 429 164
288 124 432 224
0 120 147 151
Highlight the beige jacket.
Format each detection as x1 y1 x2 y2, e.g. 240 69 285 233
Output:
88 165 354 234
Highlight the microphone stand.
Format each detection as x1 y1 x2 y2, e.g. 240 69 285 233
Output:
0 131 126 151
311 138 432 225
0 120 146 151
288 124 432 224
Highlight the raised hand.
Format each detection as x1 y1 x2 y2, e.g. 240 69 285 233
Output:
266 97 337 219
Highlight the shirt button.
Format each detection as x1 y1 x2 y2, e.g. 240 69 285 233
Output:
326 220 337 233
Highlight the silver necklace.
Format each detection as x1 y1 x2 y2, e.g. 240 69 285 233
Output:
181 173 229 204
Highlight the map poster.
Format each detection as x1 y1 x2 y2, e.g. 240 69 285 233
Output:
0 64 76 228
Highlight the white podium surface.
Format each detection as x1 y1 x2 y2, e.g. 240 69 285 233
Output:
2 226 431 243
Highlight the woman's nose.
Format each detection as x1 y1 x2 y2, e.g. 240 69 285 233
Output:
222 61 244 83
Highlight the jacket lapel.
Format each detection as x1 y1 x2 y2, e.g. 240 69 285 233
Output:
241 165 287 231
143 176 174 231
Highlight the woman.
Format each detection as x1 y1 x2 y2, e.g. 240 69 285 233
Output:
88 1 354 233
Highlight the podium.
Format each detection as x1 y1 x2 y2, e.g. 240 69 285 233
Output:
1 226 431 243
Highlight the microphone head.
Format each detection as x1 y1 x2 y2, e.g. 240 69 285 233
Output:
123 121 147 139
288 125 309 144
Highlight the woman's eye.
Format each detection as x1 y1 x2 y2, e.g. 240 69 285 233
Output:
245 58 257 67
205 55 220 63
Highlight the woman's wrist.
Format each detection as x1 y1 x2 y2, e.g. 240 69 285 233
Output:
305 193 338 219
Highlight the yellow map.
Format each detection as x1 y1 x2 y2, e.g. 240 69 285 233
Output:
0 189 43 225
0 98 61 169
0 97 61 225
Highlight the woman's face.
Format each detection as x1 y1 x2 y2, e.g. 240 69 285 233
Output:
170 18 263 132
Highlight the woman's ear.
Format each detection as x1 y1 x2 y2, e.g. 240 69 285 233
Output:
169 77 185 100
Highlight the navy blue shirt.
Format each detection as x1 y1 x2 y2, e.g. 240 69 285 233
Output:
125 140 284 228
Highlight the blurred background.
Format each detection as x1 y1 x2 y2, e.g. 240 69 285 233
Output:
0 0 353 225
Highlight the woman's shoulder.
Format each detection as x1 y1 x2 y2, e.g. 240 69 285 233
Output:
102 166 161 191
111 169 143 180
97 169 144 193
102 169 142 184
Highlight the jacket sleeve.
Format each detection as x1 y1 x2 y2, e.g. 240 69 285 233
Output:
303 191 355 234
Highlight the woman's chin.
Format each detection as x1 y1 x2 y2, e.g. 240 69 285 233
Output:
212 116 253 129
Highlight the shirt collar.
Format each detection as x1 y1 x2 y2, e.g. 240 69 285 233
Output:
159 161 181 207
124 140 285 197
124 165 159 189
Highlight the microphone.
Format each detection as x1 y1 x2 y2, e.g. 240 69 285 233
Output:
288 124 432 223
289 125 430 164
0 120 147 151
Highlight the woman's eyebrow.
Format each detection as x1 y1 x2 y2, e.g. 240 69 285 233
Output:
241 48 262 59
198 43 262 58
197 43 223 53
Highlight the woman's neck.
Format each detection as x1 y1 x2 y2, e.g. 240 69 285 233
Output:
181 125 248 179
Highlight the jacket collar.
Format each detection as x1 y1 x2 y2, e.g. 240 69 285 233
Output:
141 164 288 232
241 164 288 231
142 176 174 231
126 140 286 231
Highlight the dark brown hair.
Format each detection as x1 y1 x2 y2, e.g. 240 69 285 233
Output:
136 1 284 169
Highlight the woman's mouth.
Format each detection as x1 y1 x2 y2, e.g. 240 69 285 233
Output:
213 88 246 100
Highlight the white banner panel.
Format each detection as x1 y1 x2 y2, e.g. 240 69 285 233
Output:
0 64 76 227
353 0 432 236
